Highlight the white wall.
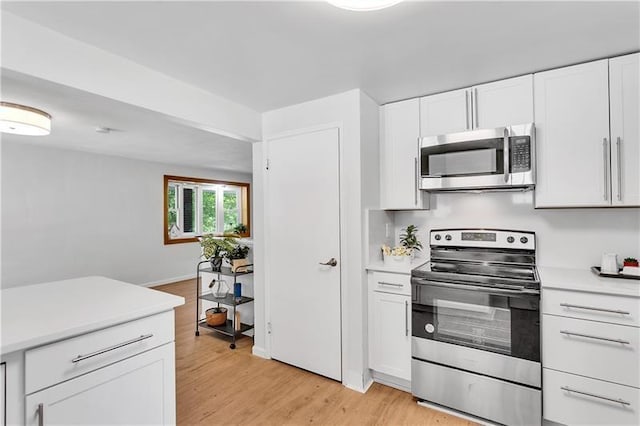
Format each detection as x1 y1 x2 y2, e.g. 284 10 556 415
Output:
1 141 252 288
377 192 640 268
255 89 378 391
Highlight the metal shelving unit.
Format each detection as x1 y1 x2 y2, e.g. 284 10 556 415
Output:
195 259 254 349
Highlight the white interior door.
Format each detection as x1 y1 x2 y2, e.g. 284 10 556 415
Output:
266 127 341 381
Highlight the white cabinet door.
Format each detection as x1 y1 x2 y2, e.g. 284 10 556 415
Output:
369 290 411 381
534 59 611 207
473 75 533 129
610 53 640 206
380 99 426 210
25 343 175 426
420 88 470 137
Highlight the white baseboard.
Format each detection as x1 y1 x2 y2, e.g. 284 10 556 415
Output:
143 274 196 288
371 370 411 393
252 345 269 359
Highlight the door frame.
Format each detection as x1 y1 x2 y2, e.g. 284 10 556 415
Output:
263 122 347 382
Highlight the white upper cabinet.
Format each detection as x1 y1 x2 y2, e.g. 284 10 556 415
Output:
419 88 469 137
534 60 611 208
474 75 534 129
610 53 640 206
419 75 533 137
380 99 428 210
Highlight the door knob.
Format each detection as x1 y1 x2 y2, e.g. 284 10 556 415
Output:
319 258 338 267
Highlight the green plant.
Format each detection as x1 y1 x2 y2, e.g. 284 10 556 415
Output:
624 257 638 262
199 235 237 260
399 225 422 252
233 223 248 235
225 244 250 261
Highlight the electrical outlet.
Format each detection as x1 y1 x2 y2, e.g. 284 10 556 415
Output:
385 223 390 238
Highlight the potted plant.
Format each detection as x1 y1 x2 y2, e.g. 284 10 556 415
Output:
624 257 639 267
225 244 251 272
399 225 423 257
199 235 236 271
233 223 248 236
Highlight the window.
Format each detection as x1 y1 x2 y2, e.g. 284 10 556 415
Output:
164 175 250 244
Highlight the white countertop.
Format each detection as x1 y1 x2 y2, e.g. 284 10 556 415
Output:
366 259 427 275
539 266 640 298
1 276 185 355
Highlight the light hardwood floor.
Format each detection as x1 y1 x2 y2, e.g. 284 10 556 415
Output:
154 279 475 426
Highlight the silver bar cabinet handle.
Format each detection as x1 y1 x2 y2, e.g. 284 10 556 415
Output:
503 127 510 183
465 90 470 129
561 386 631 406
38 403 44 426
405 300 409 337
603 138 609 201
474 87 479 129
617 137 622 201
560 303 630 315
414 157 418 205
72 334 154 363
378 281 402 288
560 330 629 345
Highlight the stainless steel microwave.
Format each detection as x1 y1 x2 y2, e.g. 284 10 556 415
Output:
419 123 535 191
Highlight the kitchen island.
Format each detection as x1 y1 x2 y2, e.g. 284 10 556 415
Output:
0 276 184 425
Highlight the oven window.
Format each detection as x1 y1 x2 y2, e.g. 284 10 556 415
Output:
421 138 504 178
435 299 511 354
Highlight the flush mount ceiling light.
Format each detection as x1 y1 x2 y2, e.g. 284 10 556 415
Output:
328 0 403 11
0 102 52 136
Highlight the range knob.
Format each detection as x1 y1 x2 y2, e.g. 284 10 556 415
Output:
445 234 452 241
520 236 529 244
434 234 441 241
507 236 515 243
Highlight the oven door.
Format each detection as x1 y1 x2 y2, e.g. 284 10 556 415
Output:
419 124 534 191
412 279 540 362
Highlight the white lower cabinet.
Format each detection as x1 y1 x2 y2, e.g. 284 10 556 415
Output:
368 272 411 383
26 343 175 426
542 288 640 425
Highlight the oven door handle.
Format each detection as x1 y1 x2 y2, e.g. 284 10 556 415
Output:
412 278 539 296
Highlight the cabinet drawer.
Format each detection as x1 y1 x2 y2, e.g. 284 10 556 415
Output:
371 272 410 295
543 315 640 387
543 288 640 327
544 368 639 426
25 311 174 394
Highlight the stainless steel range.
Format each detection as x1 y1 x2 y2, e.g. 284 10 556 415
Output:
411 229 541 426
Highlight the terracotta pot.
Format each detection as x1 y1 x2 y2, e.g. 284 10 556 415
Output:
205 307 227 327
624 261 639 267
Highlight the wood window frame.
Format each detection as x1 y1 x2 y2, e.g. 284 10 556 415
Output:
163 175 251 245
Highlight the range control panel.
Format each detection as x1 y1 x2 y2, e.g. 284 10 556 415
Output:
431 229 535 250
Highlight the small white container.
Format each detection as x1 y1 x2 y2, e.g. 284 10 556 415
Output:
383 254 411 267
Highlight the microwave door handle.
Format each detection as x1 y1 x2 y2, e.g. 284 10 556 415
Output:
503 127 510 183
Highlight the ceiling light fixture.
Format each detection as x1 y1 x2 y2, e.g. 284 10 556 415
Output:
327 0 403 11
0 102 51 136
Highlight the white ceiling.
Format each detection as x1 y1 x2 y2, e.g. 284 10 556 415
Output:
0 70 253 173
3 1 639 112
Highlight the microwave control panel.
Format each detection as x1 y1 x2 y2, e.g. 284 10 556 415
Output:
510 137 531 173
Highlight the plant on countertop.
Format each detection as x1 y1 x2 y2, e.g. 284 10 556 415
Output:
399 225 423 252
624 257 639 267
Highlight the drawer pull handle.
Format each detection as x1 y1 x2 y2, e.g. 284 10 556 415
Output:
560 303 630 315
561 386 631 406
37 403 44 426
378 281 403 288
72 334 154 363
559 330 630 345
